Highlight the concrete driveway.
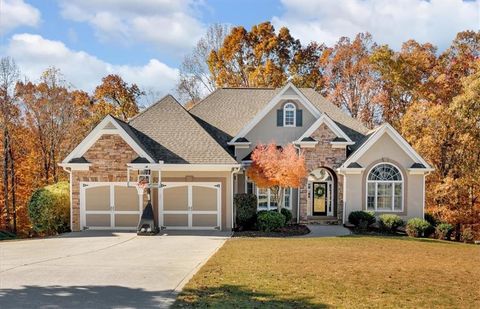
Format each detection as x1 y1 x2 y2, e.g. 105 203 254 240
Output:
0 230 230 308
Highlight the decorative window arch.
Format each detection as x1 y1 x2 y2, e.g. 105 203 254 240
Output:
366 163 403 212
283 103 296 127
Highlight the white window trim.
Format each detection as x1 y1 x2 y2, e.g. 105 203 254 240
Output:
246 178 292 210
283 102 296 127
365 162 404 212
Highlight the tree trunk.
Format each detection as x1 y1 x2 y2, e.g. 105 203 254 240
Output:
9 146 16 233
3 127 10 230
455 223 461 241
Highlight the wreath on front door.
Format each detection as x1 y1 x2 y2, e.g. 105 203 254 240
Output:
314 185 325 197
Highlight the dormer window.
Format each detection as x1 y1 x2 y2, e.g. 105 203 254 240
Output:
283 103 296 127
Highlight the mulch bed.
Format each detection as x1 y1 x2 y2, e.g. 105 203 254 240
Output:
233 224 310 238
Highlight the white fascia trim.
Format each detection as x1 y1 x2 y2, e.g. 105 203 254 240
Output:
294 141 318 148
159 164 241 171
230 82 321 143
127 162 164 170
227 141 251 148
297 114 353 143
408 168 435 175
337 168 365 175
340 123 432 170
62 115 155 164
58 163 92 171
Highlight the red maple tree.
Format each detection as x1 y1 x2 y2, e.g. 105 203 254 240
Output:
246 143 307 211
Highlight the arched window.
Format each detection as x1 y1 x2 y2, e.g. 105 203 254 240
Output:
283 103 296 127
367 163 403 211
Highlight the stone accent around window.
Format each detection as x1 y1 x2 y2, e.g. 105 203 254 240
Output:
299 123 346 223
70 134 140 231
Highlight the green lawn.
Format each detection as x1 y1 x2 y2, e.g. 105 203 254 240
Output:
174 236 480 308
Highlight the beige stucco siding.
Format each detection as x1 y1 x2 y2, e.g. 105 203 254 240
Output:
245 100 316 146
357 134 415 168
344 133 424 221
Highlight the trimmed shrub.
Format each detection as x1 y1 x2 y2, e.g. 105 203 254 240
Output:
424 213 439 227
378 214 404 233
462 228 474 243
28 181 70 235
257 211 285 232
406 218 432 238
435 223 453 240
234 193 257 229
281 208 293 224
348 211 376 227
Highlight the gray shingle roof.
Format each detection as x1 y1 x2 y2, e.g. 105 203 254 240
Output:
68 157 89 164
189 87 369 149
411 163 426 168
128 95 237 164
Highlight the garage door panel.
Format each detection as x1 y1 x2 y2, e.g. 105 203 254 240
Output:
86 214 111 227
192 186 217 211
163 186 188 211
85 186 110 211
164 214 188 227
192 214 217 227
114 186 139 211
115 214 139 227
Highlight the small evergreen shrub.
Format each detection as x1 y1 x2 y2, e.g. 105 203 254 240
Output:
406 218 432 238
435 223 453 240
424 213 439 227
378 214 404 233
348 211 376 227
257 211 285 232
234 193 257 229
462 228 474 243
281 208 293 224
28 181 70 235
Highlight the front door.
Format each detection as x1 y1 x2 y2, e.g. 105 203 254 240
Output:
312 182 327 216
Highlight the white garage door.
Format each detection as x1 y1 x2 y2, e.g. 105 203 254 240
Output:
80 182 142 230
160 182 221 230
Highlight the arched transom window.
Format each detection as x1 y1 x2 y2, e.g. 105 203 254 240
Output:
367 163 403 211
283 103 296 127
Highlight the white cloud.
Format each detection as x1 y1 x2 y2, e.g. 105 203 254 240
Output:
0 0 41 34
272 0 480 50
5 33 179 95
58 0 205 52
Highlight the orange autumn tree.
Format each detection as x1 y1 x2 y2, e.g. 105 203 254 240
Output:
247 143 307 212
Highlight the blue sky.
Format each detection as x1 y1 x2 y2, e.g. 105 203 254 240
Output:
0 0 478 99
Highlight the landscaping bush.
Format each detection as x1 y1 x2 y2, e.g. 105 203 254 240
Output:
28 181 70 235
435 223 453 240
462 228 474 243
424 213 439 227
406 218 432 238
378 214 404 233
348 211 376 227
281 208 293 224
234 193 257 229
257 211 285 232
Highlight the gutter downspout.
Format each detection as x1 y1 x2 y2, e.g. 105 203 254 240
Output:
231 167 241 230
62 166 73 231
293 144 302 224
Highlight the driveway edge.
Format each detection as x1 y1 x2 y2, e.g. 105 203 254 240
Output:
173 233 231 293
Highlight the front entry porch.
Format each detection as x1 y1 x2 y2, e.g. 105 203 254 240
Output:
299 167 343 224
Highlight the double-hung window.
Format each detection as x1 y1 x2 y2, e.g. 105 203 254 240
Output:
366 163 403 212
246 179 292 210
283 103 296 127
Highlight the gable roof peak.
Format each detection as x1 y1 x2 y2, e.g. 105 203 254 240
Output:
128 94 179 123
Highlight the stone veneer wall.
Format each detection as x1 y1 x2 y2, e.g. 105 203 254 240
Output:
70 134 139 231
299 123 346 222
